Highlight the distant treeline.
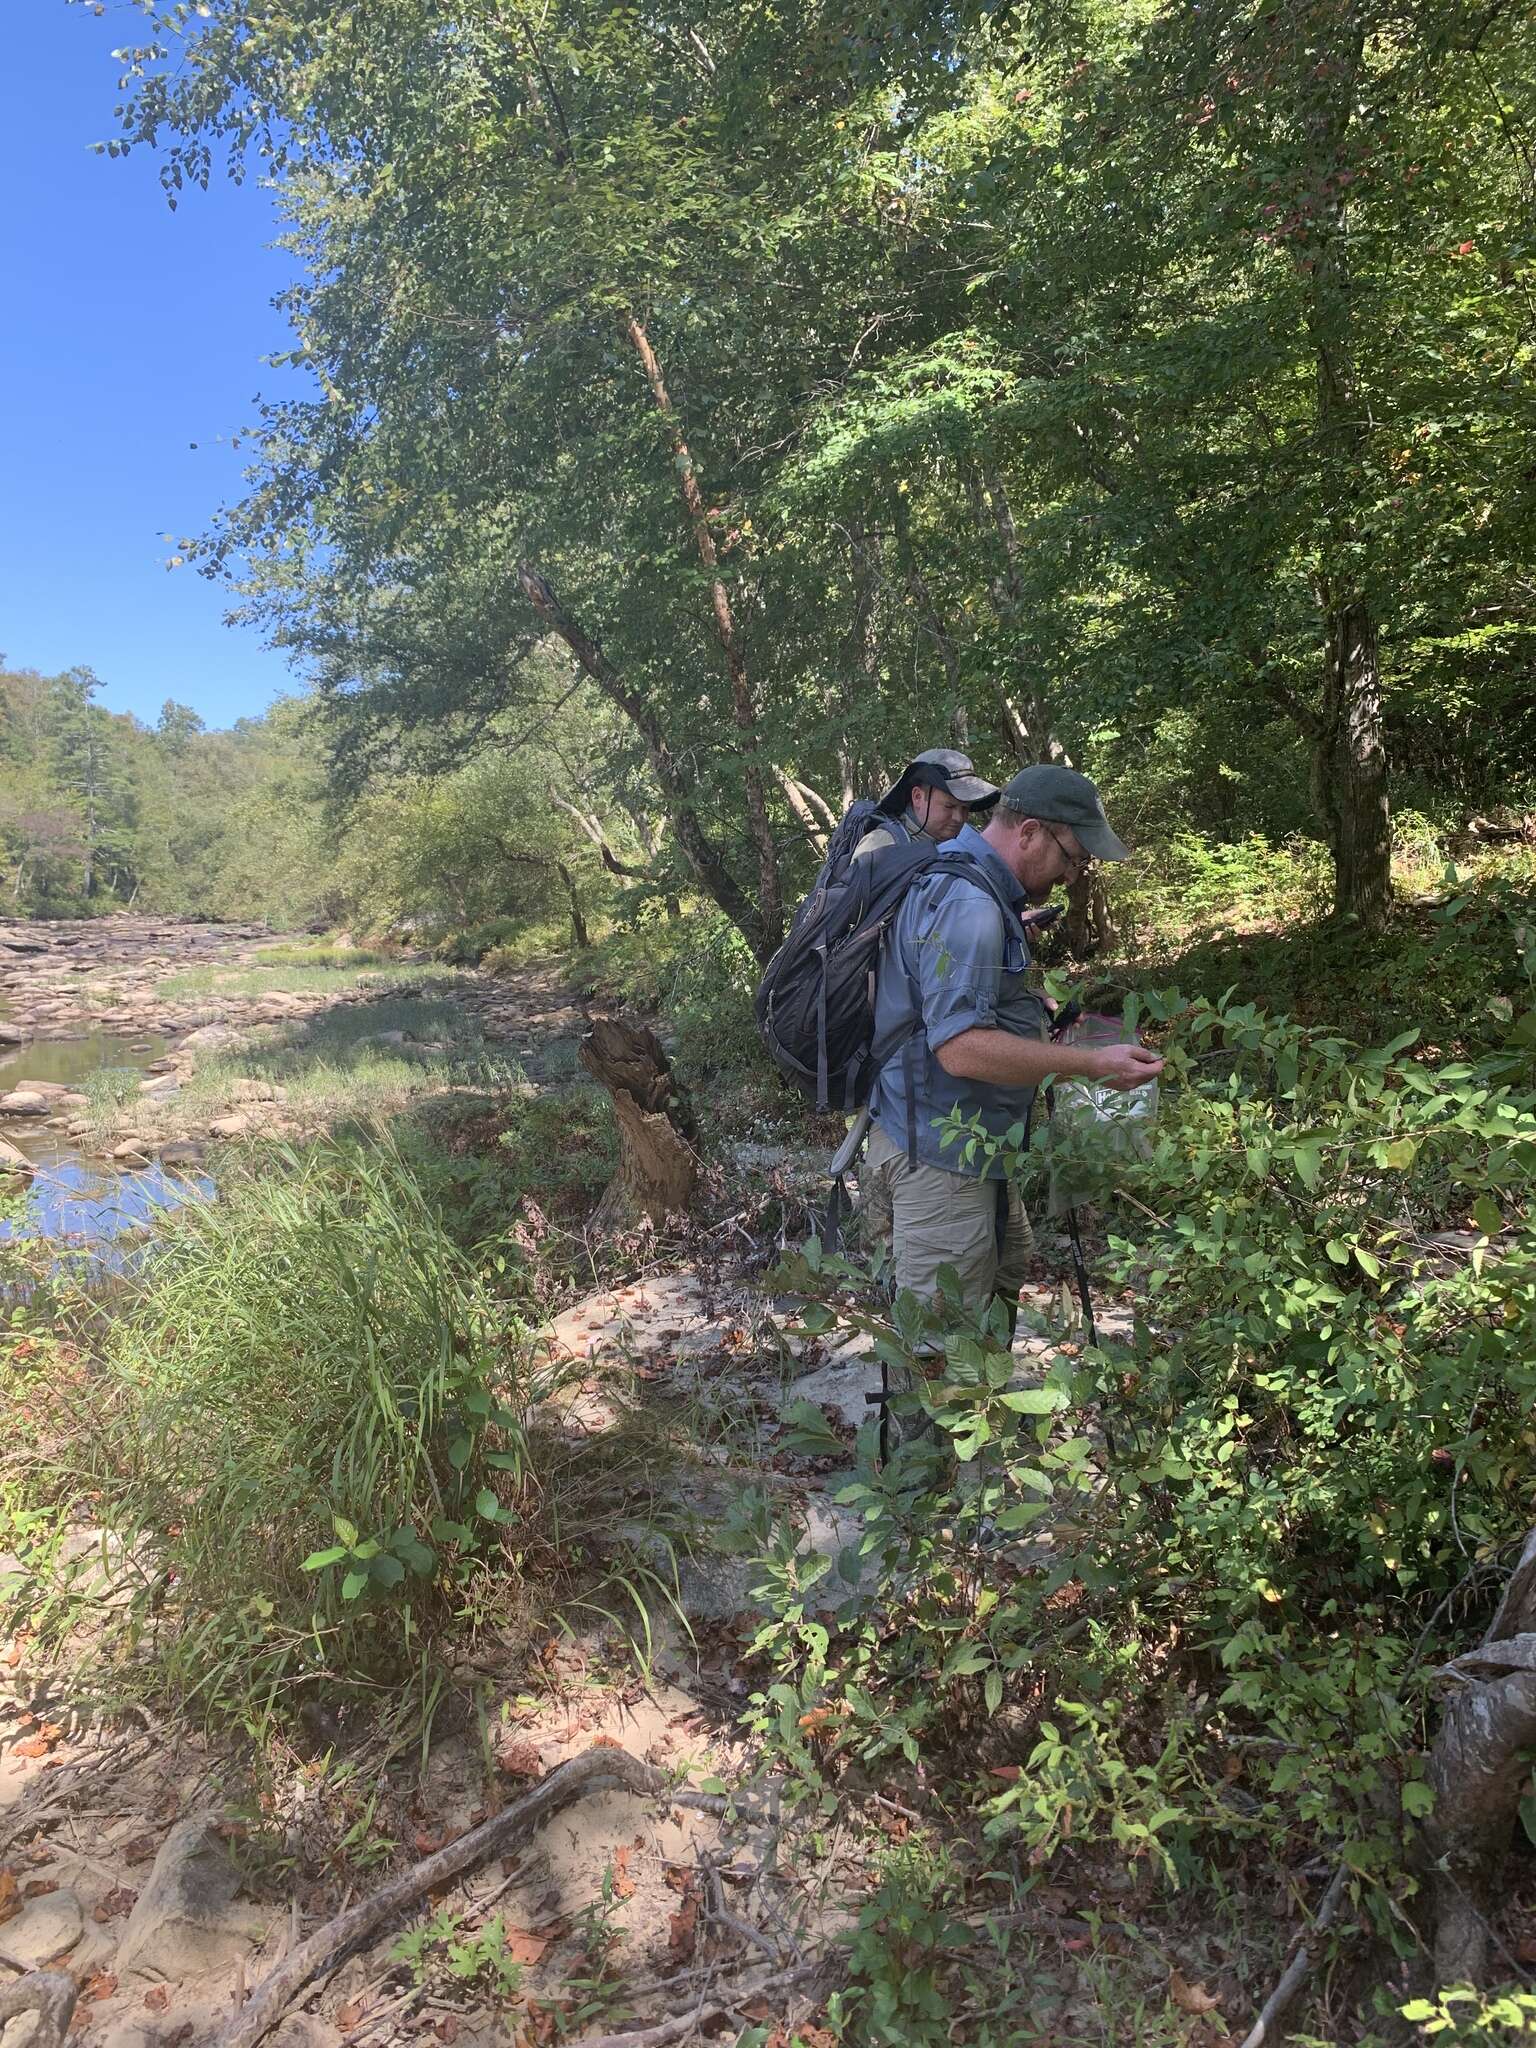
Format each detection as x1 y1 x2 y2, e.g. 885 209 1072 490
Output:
0 664 332 926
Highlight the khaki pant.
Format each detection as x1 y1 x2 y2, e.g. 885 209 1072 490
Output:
862 1124 1032 1351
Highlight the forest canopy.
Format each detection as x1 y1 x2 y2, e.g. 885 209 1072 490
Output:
65 0 1530 961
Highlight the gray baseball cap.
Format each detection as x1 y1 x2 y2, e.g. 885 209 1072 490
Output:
877 748 1001 816
999 764 1129 861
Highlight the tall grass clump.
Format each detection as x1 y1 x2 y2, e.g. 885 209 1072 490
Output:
90 1137 540 1722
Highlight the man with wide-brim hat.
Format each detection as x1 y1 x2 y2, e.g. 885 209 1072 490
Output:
852 748 1001 862
864 762 1160 1448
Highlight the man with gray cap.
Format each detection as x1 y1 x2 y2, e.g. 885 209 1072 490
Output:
852 749 1001 862
864 764 1162 1441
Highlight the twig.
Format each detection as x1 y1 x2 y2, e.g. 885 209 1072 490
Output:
575 1958 829 2048
217 1746 668 2048
338 1980 423 2044
701 1851 780 1963
1238 1865 1348 2048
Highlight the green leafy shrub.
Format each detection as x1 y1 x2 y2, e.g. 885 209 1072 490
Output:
579 901 767 1085
754 989 1536 1919
1402 1985 1536 2041
1108 831 1332 959
436 917 528 966
1116 856 1536 1058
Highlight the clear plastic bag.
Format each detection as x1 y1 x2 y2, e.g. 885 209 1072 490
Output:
1043 1012 1158 1217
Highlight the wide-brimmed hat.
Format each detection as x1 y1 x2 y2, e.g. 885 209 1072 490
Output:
997 763 1129 861
877 748 1001 817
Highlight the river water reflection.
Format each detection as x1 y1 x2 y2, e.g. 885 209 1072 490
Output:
0 1031 211 1249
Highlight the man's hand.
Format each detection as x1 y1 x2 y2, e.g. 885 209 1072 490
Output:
1089 1043 1164 1091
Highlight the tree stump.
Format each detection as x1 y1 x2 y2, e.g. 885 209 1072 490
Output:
579 1016 699 1230
1422 1526 1536 1982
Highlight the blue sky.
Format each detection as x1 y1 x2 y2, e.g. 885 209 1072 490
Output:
2 0 308 731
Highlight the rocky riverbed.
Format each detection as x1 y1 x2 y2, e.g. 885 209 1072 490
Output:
0 919 592 1241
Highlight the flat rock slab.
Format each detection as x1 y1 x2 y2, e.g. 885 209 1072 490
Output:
546 1272 725 1367
788 1334 880 1431
117 1814 267 1981
1 1887 84 1967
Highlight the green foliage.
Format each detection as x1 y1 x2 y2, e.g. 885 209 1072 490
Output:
78 1136 538 1717
582 905 764 1083
822 1841 972 2047
751 991 1536 1922
68 0 1536 958
437 918 530 967
1116 859 1536 1057
0 666 338 925
1402 1986 1536 2041
390 1910 526 2005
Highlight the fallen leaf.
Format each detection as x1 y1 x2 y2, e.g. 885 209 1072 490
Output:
612 1844 636 1901
143 1985 172 2013
502 1925 548 1967
334 2000 365 2030
11 1737 54 1760
83 1971 117 2003
589 1733 623 1751
0 1871 19 1925
435 2018 459 2044
1170 1971 1223 2016
23 1879 57 1898
988 1765 1022 1781
122 1833 157 1866
496 1741 545 1780
667 1886 699 1962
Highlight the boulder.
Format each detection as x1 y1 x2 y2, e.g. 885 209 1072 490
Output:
0 1091 49 1116
228 1079 286 1104
0 1137 33 1176
179 1024 246 1054
0 1888 84 1968
208 1113 256 1138
116 1814 267 1980
0 1023 31 1046
158 1143 205 1167
113 1141 152 1165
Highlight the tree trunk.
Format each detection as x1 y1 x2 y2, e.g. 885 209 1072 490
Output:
1303 7 1393 929
548 791 646 879
623 314 783 951
772 767 829 859
1312 602 1392 928
841 517 885 808
580 1016 700 1231
1064 870 1117 959
516 562 770 960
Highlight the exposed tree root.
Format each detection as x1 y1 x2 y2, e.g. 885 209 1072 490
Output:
0 1969 78 2048
218 1745 668 2048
